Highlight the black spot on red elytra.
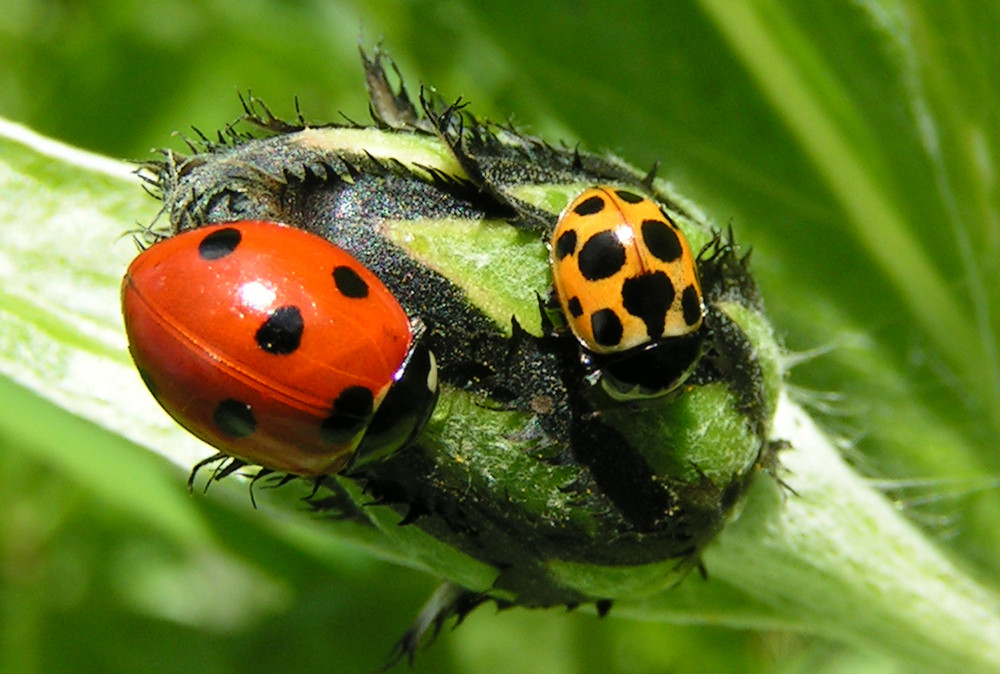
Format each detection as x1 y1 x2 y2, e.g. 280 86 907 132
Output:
555 230 578 260
641 220 682 263
567 296 584 318
681 284 703 326
591 308 624 348
214 398 256 437
578 231 626 281
198 227 242 260
614 190 644 204
573 195 606 216
334 385 375 418
333 265 369 299
255 305 304 354
621 272 675 340
320 386 375 444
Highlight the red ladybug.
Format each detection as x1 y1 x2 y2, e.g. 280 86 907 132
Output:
121 221 438 476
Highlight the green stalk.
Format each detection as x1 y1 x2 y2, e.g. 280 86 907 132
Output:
703 394 999 672
2 117 999 673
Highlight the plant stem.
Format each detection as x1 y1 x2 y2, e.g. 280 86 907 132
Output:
702 393 1000 672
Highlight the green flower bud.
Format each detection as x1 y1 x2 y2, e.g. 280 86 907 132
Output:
131 49 782 643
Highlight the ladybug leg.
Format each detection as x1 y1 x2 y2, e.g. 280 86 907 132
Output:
186 452 230 492
188 454 277 509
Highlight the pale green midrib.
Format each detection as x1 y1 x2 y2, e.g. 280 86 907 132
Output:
697 1 996 417
0 288 128 364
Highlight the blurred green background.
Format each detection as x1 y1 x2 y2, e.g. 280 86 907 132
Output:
3 0 999 672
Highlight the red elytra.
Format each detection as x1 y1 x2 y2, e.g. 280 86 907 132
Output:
122 221 417 475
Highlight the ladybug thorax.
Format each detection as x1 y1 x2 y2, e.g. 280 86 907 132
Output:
551 187 705 354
